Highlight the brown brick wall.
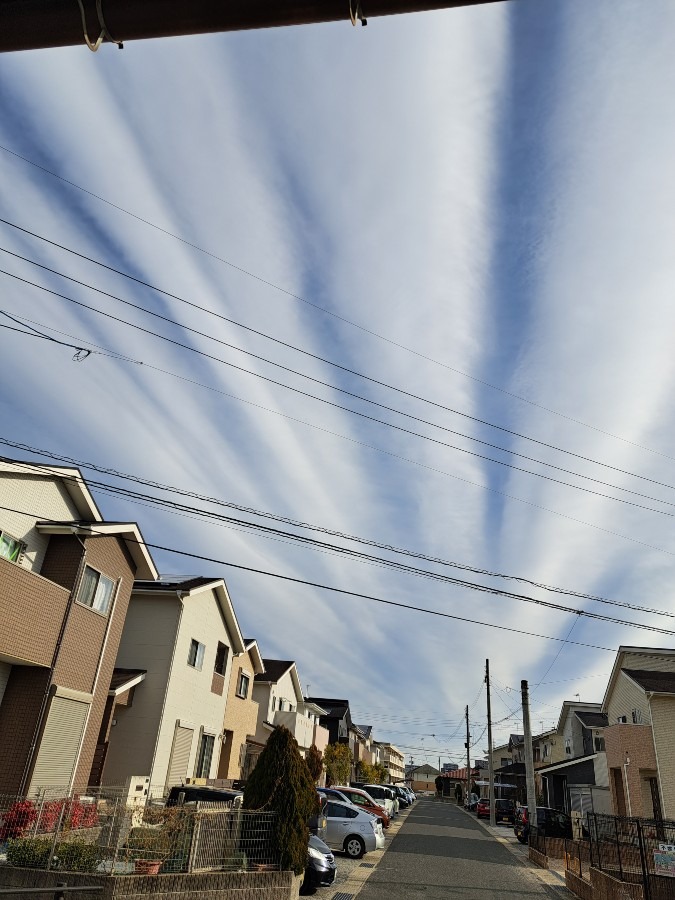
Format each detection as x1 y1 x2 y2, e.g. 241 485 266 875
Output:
0 555 70 666
590 867 644 900
0 666 50 793
40 534 84 591
605 724 657 818
565 870 594 900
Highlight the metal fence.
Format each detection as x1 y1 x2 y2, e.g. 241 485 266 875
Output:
588 813 675 900
564 837 591 881
529 825 547 857
0 790 279 876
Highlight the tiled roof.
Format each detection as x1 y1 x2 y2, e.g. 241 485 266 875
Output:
109 668 146 692
355 724 373 739
575 711 609 728
255 659 295 683
624 668 675 694
509 733 524 745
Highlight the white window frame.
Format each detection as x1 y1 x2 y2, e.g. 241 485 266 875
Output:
236 671 250 699
0 530 25 564
77 565 117 616
187 639 205 670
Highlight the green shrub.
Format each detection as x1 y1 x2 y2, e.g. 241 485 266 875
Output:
125 827 172 853
6 837 52 869
6 838 103 872
243 725 317 876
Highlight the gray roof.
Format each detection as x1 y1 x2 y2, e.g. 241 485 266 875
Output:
624 669 675 694
109 668 146 692
575 711 609 728
134 577 218 592
355 724 373 739
255 659 294 684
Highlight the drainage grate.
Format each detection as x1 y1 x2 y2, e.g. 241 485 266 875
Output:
359 862 375 868
332 894 356 900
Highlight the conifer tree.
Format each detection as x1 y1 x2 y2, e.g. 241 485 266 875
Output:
306 744 324 783
243 725 317 875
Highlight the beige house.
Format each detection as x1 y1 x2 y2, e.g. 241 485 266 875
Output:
217 638 265 782
375 742 405 782
252 660 329 761
101 577 246 790
602 646 675 820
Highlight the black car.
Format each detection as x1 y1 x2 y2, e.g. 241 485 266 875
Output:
166 785 242 806
300 834 337 895
514 806 572 844
391 786 411 808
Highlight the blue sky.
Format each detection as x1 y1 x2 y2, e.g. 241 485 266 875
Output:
2 0 675 767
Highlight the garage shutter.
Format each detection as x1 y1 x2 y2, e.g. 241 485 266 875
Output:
166 726 194 788
29 696 90 795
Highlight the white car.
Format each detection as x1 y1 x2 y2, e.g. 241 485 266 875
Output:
362 784 396 818
323 800 385 858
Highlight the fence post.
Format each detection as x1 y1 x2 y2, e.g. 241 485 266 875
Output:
54 882 67 900
637 819 650 900
614 818 623 882
33 794 46 837
46 800 68 871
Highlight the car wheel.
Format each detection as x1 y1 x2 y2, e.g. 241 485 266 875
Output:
344 835 366 859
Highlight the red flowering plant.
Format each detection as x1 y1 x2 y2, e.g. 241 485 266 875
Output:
0 801 38 842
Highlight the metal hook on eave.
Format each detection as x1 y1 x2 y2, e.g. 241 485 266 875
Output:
76 0 124 51
349 0 367 26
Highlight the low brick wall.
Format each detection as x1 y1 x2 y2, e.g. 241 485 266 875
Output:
0 867 296 900
565 870 593 900
590 867 644 900
529 847 548 869
544 837 567 859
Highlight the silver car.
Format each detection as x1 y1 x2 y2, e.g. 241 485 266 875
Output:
323 800 385 858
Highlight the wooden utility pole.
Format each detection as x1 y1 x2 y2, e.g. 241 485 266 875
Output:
465 704 471 807
0 0 505 53
521 679 538 827
486 659 496 827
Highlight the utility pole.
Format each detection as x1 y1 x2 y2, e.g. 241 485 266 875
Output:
0 0 505 53
521 680 537 828
465 704 471 808
486 659 496 827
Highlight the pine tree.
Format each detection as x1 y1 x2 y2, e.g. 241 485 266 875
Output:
243 725 317 875
323 742 352 786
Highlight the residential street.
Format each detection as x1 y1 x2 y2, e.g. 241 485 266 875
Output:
356 799 571 900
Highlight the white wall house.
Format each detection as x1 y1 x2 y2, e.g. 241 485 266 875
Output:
252 659 328 757
102 578 246 790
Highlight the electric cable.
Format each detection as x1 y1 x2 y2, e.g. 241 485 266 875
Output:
5 266 675 522
4 218 674 499
1 147 672 465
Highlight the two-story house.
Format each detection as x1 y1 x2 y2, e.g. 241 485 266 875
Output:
100 577 246 789
253 662 329 760
535 700 610 815
602 646 675 820
218 638 265 782
0 458 157 796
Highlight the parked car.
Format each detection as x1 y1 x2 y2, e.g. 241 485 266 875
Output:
323 800 385 858
166 785 243 807
330 786 391 827
363 784 398 817
309 793 328 842
391 786 411 808
514 806 572 844
300 834 337 895
318 787 352 804
476 797 490 818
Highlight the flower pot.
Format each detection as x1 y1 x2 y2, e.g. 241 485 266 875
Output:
134 859 162 875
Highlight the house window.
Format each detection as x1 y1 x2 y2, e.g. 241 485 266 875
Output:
594 736 605 751
195 733 215 778
278 700 285 712
631 709 643 725
272 697 276 711
214 642 229 676
0 531 25 564
617 715 627 724
565 739 571 756
543 744 549 759
188 639 205 670
78 566 116 614
236 672 250 699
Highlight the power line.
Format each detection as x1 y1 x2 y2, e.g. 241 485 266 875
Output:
6 443 675 626
0 500 618 652
6 454 675 636
4 218 674 501
5 318 675 561
5 266 675 524
1 147 672 465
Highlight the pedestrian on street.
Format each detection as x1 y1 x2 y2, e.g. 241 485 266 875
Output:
435 774 443 799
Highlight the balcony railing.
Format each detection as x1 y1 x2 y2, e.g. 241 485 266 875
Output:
273 710 315 749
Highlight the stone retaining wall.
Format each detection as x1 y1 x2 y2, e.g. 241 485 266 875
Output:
528 847 548 869
0 867 296 900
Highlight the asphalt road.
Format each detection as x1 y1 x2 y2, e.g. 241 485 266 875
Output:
356 799 570 900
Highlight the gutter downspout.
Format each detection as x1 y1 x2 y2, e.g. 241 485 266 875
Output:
623 754 632 818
